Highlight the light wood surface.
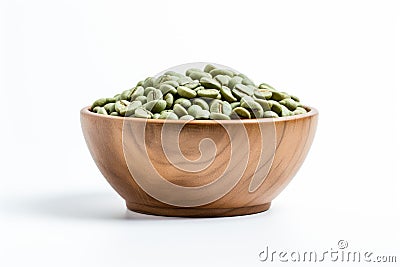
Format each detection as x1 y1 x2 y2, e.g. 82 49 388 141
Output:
80 106 318 217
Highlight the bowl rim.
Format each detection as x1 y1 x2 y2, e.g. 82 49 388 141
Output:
81 105 318 124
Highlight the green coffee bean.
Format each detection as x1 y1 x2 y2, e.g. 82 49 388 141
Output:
232 84 254 99
173 104 188 117
147 89 163 102
266 100 282 114
195 110 210 119
291 95 300 102
189 71 212 81
180 114 195 120
210 69 234 78
281 105 293 117
159 111 178 120
254 98 270 111
188 105 203 117
164 93 174 109
228 76 243 89
164 71 185 78
203 64 217 73
184 80 201 89
230 102 240 109
210 100 232 115
162 80 179 88
192 98 209 110
113 94 121 101
279 98 298 111
125 101 142 116
263 111 279 118
130 86 144 101
293 107 307 115
144 100 167 113
254 89 272 100
89 64 308 119
91 98 110 109
177 86 197 98
115 100 130 115
259 83 276 90
120 89 132 100
220 86 237 102
197 89 219 98
144 86 157 96
177 76 193 86
200 77 221 89
193 86 204 92
160 84 177 95
135 95 147 104
210 112 231 120
240 98 263 118
231 107 251 119
134 107 152 119
185 68 202 76
175 98 192 109
104 103 116 113
143 77 155 88
271 91 290 101
215 75 230 86
97 107 108 115
242 77 255 86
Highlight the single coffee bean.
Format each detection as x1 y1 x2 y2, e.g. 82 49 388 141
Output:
279 98 298 111
174 98 192 109
231 107 251 119
104 103 116 113
188 105 203 117
177 86 197 98
263 110 279 118
254 89 273 100
210 112 231 120
144 100 167 113
228 76 243 89
130 86 145 101
200 77 221 89
195 109 210 119
173 103 188 117
135 95 148 104
125 101 143 116
160 84 178 95
232 84 254 99
215 75 230 86
192 98 209 110
210 100 232 115
147 89 163 102
220 86 237 102
164 93 174 109
197 89 219 98
189 71 212 81
210 69 234 78
180 114 195 120
203 64 217 73
97 107 108 115
134 107 152 118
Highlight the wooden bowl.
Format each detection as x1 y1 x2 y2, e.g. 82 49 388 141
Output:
80 106 318 217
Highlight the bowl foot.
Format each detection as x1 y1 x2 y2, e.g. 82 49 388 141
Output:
126 202 271 218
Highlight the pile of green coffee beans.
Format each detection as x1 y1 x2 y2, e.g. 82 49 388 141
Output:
90 64 307 120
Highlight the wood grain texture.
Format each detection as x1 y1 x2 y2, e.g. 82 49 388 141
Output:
80 106 318 217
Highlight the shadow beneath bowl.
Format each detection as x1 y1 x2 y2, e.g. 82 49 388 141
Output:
2 191 272 222
2 192 185 221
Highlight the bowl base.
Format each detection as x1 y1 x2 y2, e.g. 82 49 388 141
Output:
126 202 271 218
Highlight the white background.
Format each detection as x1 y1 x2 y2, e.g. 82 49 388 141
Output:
0 0 399 266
